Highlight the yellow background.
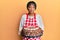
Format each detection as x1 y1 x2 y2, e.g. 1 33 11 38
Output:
0 0 60 40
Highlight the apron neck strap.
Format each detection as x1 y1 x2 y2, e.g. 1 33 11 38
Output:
26 13 28 19
34 13 36 19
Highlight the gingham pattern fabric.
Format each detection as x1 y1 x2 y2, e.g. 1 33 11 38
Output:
23 13 38 28
23 13 41 40
23 37 41 40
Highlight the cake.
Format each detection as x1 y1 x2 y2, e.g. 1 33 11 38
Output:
21 27 43 37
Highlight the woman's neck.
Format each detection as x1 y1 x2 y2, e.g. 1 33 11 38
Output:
28 12 34 16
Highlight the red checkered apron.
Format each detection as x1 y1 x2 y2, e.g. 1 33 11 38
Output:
23 13 41 40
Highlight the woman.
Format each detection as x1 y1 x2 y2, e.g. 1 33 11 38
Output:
18 1 44 40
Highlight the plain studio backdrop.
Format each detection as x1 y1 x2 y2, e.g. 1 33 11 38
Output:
0 0 60 40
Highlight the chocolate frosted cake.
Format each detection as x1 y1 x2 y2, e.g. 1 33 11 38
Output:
21 27 43 37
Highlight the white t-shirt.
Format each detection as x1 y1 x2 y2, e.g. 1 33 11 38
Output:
18 14 44 35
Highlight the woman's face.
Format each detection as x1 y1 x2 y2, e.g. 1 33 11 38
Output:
28 4 35 13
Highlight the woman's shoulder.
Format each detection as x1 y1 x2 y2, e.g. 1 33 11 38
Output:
22 14 26 17
21 13 41 18
21 13 27 19
36 13 41 17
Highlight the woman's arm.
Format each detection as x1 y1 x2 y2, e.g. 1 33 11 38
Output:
37 14 44 31
36 14 44 36
18 15 24 35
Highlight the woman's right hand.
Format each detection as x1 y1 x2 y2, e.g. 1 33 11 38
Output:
18 31 21 35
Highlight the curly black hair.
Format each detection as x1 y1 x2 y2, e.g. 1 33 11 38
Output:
27 1 37 10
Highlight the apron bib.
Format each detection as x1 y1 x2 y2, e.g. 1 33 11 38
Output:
23 13 38 28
